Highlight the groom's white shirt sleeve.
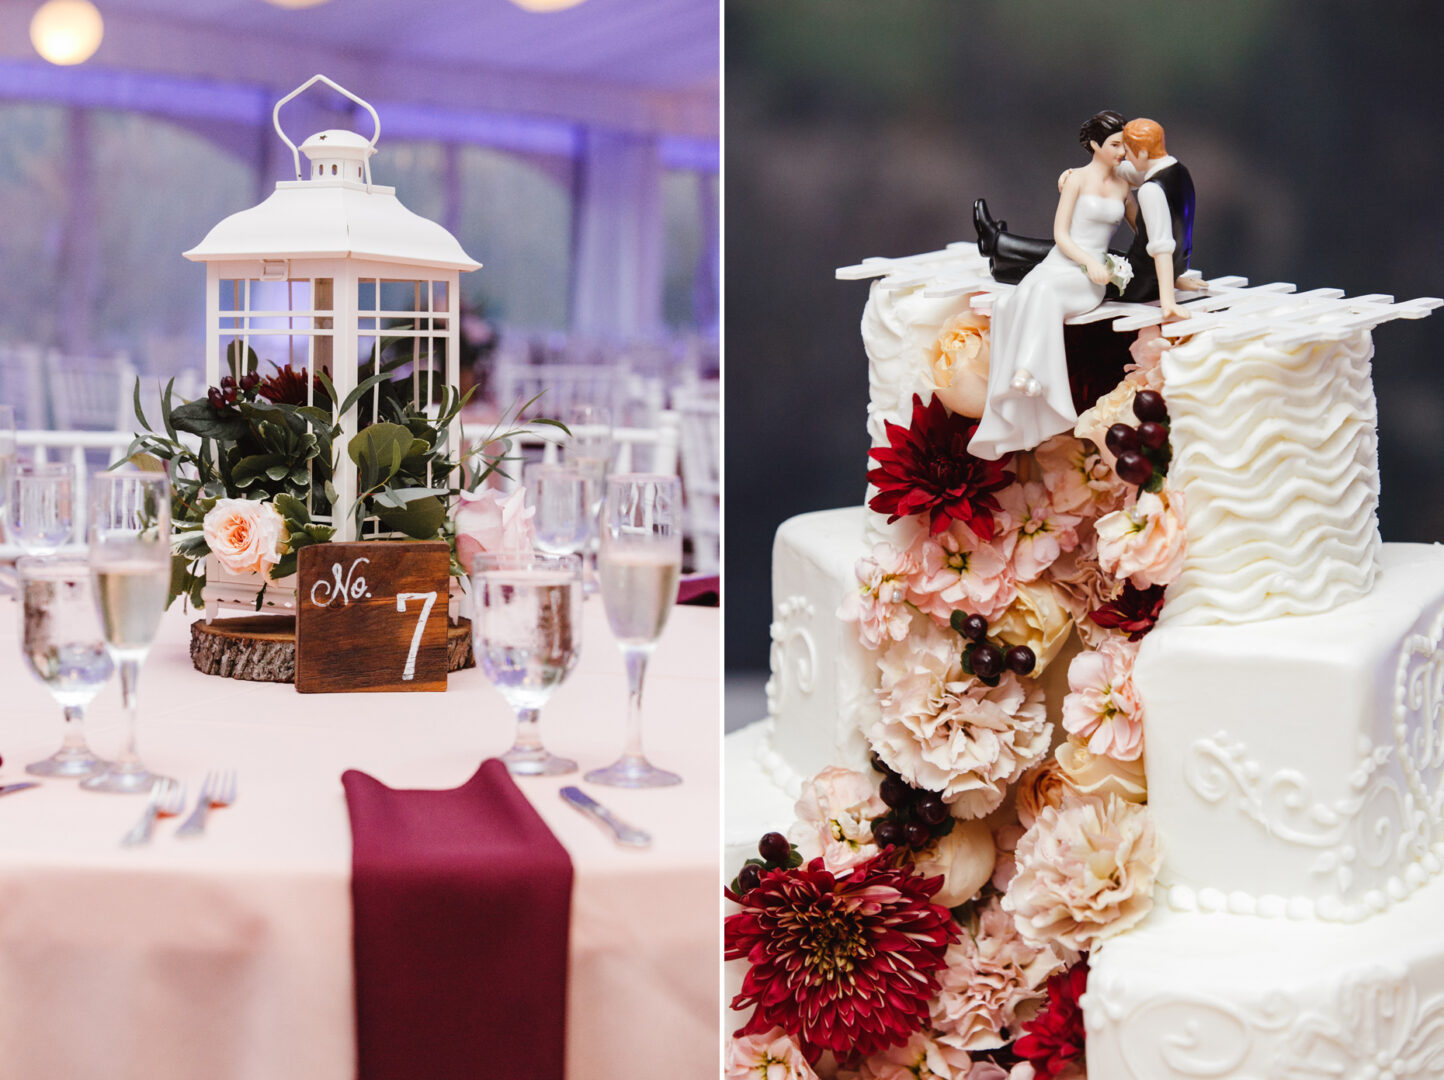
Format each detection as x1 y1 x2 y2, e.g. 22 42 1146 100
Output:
1135 156 1179 257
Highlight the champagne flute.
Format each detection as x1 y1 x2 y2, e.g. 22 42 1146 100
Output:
522 462 590 557
82 470 172 794
17 557 114 777
12 462 75 554
0 404 15 557
585 474 683 788
471 551 582 776
562 404 613 595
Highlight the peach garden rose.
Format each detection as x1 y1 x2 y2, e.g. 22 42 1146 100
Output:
930 308 992 419
202 497 287 576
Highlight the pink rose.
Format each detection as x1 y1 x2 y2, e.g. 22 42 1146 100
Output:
725 1028 818 1080
1095 490 1186 589
906 522 1015 624
789 766 887 872
454 486 535 572
203 498 286 576
1061 635 1144 761
839 542 918 650
1015 759 1077 830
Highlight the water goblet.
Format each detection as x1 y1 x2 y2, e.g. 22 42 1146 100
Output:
0 404 15 535
17 556 113 778
585 474 683 788
82 469 173 794
522 462 590 557
471 551 582 776
562 404 613 594
12 462 75 554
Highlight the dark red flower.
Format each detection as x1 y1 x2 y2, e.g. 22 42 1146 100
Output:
1090 582 1166 641
867 394 1014 538
257 363 330 407
1013 961 1088 1080
724 853 959 1064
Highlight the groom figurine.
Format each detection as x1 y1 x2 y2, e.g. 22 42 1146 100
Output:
975 116 1197 320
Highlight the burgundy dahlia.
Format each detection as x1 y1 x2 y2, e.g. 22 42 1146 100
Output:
724 854 959 1064
1013 961 1088 1080
258 362 331 407
867 394 1013 538
1089 582 1166 641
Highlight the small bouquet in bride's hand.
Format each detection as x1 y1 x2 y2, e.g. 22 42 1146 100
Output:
1082 253 1134 293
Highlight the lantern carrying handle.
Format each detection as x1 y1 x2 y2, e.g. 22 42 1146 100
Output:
272 74 381 185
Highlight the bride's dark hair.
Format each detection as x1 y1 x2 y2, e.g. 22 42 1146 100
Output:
1078 110 1126 153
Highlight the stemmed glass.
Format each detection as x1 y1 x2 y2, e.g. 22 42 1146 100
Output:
17 557 113 778
12 462 75 554
82 470 173 794
0 404 15 535
585 474 683 788
471 551 582 776
522 462 590 558
562 404 613 594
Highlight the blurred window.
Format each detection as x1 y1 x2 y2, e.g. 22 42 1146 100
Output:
0 104 66 344
663 169 719 331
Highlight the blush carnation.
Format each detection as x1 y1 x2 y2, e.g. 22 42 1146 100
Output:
789 766 888 873
1034 435 1128 519
725 1029 819 1080
840 543 919 650
931 895 1073 1052
1061 635 1144 762
726 856 960 1064
1012 962 1089 1080
1095 490 1187 589
995 483 1080 583
906 522 1016 625
871 623 1051 817
855 1032 976 1080
1124 325 1170 391
1003 795 1162 952
1048 531 1121 650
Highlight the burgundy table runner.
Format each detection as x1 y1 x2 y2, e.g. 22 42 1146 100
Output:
677 573 720 606
342 759 574 1080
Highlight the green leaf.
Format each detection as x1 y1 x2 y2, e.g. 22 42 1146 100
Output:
371 485 449 510
161 377 179 442
348 421 413 477
172 400 250 442
373 494 446 539
132 378 151 433
226 340 259 381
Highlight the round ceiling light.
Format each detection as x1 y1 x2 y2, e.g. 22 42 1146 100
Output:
29 0 105 66
261 0 334 8
508 0 588 11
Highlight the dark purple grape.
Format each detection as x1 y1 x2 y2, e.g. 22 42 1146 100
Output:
879 775 914 810
1138 421 1169 450
915 793 948 826
1005 645 1037 676
960 614 989 642
874 819 904 848
738 863 761 892
1133 390 1168 423
1105 423 1140 457
207 388 225 409
758 831 790 863
220 374 237 391
1115 450 1155 487
905 821 932 849
971 642 1004 679
240 372 261 392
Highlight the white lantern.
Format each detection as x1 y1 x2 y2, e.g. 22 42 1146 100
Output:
185 75 480 552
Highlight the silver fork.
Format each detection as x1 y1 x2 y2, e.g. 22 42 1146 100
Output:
120 779 185 847
176 770 237 839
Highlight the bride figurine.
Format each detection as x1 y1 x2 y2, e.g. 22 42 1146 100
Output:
968 111 1131 461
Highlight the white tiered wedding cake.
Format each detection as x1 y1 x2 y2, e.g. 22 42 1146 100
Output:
724 239 1444 1080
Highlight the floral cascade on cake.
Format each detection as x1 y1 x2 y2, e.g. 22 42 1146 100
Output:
726 315 1188 1079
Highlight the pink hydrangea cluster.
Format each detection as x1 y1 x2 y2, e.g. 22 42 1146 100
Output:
1061 634 1144 761
839 543 918 649
907 522 1017 625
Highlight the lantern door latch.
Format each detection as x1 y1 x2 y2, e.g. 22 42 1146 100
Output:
260 259 289 281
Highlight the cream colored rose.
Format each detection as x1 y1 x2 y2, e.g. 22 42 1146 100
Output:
1015 759 1076 829
1074 379 1138 470
913 817 995 907
989 580 1074 675
1055 738 1147 803
203 498 286 576
931 310 991 419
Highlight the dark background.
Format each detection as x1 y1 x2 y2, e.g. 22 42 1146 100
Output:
724 0 1444 694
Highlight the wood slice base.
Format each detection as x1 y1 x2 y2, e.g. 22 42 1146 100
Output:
190 616 475 683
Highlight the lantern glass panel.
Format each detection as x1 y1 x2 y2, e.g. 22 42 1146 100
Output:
379 279 419 316
432 281 449 313
357 280 377 311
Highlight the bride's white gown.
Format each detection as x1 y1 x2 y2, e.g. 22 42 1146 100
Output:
968 193 1125 460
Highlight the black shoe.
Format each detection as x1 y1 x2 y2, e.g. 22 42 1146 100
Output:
973 198 1005 256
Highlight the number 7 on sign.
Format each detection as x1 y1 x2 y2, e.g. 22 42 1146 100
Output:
396 592 438 681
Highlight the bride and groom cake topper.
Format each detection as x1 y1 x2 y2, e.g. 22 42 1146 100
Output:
967 111 1198 460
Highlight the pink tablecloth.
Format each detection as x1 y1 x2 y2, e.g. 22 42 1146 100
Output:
0 597 719 1079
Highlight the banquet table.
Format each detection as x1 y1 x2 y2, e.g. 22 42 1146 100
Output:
0 593 720 1079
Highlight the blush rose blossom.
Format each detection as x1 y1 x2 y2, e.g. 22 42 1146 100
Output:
454 486 535 572
989 580 1075 676
1061 634 1145 762
1015 759 1078 830
788 766 888 872
912 817 996 907
930 309 993 421
1055 738 1148 803
906 522 1015 625
1003 793 1163 952
203 498 287 576
839 542 918 650
1095 489 1187 589
725 1029 819 1080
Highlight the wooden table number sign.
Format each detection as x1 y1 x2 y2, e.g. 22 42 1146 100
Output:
296 541 452 693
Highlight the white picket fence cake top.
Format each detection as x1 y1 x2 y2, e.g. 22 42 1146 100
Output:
836 241 1441 349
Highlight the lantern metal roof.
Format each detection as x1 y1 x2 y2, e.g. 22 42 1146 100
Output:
185 77 479 273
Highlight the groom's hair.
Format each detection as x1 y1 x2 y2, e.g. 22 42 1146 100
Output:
1122 119 1167 158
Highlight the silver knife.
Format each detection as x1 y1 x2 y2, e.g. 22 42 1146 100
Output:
559 787 651 849
0 782 39 797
